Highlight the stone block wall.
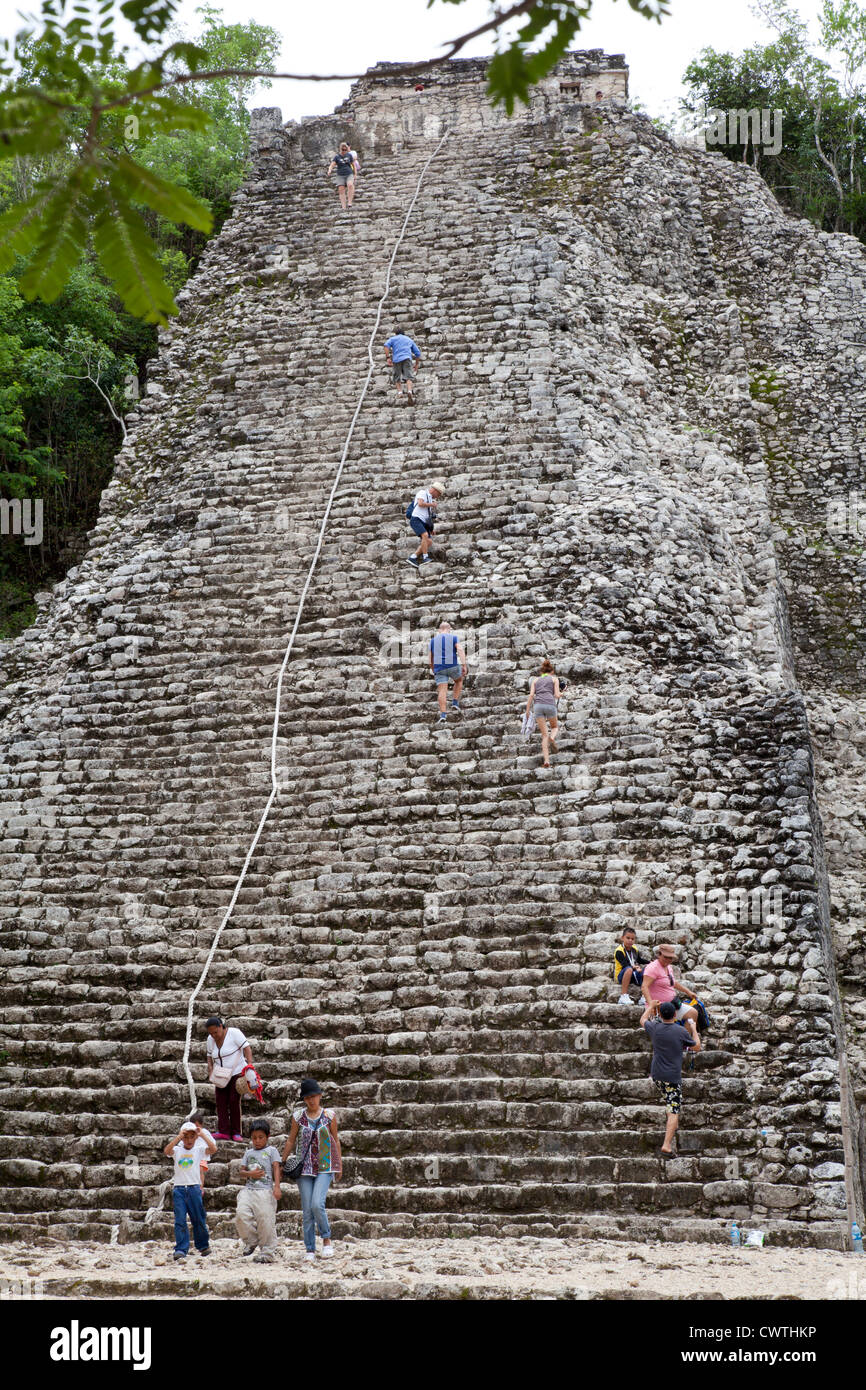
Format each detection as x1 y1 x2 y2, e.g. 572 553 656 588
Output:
0 54 861 1246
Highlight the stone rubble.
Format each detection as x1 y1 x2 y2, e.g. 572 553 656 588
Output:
0 1234 857 1301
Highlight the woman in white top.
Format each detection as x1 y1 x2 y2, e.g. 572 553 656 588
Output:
526 658 561 768
206 1015 254 1142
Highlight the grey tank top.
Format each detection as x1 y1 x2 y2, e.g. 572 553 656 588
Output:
535 674 556 704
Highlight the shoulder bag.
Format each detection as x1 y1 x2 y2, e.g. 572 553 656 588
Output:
285 1114 324 1182
211 1036 245 1089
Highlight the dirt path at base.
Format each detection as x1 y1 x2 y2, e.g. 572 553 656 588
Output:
0 1236 860 1300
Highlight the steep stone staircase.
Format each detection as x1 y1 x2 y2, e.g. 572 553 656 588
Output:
0 62 855 1248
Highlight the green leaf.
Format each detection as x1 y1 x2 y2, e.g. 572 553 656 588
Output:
124 90 214 135
487 47 534 114
109 151 213 231
0 190 54 272
0 97 67 159
92 187 177 323
119 0 180 43
18 167 94 302
524 15 584 83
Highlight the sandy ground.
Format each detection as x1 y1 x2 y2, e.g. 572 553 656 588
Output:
0 1236 860 1300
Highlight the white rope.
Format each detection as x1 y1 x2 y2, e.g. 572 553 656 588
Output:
179 128 452 1111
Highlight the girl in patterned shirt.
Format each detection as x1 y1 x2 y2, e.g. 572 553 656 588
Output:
282 1077 342 1261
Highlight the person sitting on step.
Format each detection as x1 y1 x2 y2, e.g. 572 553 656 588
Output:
430 621 467 723
385 328 422 404
614 926 649 1006
406 478 444 567
326 143 358 211
640 943 700 1025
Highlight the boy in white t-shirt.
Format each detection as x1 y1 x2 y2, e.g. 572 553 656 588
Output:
163 1121 217 1260
188 1110 216 1186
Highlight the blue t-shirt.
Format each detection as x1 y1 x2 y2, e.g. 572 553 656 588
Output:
431 633 459 671
385 334 421 364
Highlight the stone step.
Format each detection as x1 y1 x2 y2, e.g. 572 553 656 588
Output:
0 1207 846 1250
0 1178 820 1226
0 1124 758 1163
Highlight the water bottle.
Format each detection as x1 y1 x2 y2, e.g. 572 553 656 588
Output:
730 1222 741 1248
852 1222 863 1254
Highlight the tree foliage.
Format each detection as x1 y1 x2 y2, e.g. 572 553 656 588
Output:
682 0 866 238
0 6 279 635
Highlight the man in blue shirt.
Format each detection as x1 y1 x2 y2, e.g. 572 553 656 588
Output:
384 329 421 404
430 622 467 723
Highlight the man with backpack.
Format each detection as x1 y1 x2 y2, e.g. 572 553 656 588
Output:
430 622 467 723
384 329 422 404
406 478 445 568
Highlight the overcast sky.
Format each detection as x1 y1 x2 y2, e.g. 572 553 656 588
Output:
6 0 829 119
148 0 827 123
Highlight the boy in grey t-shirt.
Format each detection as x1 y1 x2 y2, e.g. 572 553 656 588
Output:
235 1119 282 1262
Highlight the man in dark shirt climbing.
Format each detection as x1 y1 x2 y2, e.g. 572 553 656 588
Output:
640 1000 701 1155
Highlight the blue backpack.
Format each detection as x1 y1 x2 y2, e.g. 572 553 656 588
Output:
406 495 434 532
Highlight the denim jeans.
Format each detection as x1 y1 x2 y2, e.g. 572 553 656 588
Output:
173 1184 210 1254
297 1173 333 1251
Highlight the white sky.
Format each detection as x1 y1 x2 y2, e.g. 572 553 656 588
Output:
155 0 826 122
5 0 829 120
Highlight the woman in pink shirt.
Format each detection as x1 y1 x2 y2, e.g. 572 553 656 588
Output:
641 944 699 1024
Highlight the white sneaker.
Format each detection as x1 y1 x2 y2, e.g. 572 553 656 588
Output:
322 1244 335 1258
618 995 632 1006
305 1251 317 1263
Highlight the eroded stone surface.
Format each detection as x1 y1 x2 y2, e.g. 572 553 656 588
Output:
0 55 863 1242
